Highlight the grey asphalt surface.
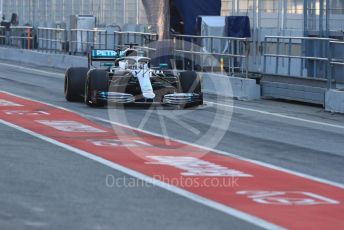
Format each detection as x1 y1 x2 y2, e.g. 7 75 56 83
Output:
0 123 258 230
0 60 344 229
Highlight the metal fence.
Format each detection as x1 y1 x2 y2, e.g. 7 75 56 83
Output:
0 26 5 44
111 32 250 76
37 27 67 53
69 28 109 54
1 26 343 87
1 26 250 73
263 35 344 89
113 31 158 57
172 34 250 77
328 40 344 88
0 26 34 49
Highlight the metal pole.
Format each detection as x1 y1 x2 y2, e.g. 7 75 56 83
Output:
303 0 308 36
278 0 283 34
136 0 140 24
325 0 330 37
0 0 3 18
32 0 36 26
45 0 48 25
283 0 287 36
276 37 281 74
123 0 126 24
211 37 214 72
245 41 249 78
320 0 324 36
252 0 257 67
288 38 292 76
258 0 262 71
326 41 332 89
105 30 107 49
263 37 267 73
231 0 235 15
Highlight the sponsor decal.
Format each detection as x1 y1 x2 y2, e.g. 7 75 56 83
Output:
237 191 340 205
92 50 117 58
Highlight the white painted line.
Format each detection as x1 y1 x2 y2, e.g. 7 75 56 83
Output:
2 90 344 190
206 101 344 130
0 99 23 107
36 120 107 133
3 110 50 116
0 62 65 77
0 119 285 230
1 61 343 131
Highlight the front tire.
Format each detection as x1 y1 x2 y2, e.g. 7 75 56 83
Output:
179 71 202 94
179 71 203 106
85 69 108 107
64 67 89 102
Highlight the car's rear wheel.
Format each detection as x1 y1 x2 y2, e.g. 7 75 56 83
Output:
85 69 108 107
64 67 89 102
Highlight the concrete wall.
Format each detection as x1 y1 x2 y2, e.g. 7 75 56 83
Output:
0 47 87 69
326 89 344 113
200 72 260 100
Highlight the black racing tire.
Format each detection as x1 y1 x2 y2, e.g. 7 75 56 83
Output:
179 71 202 94
179 71 203 106
85 69 108 107
64 67 89 102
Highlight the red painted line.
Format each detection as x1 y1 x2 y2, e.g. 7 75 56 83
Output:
1 92 344 230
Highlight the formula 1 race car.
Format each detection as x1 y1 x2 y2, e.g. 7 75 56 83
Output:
64 45 203 108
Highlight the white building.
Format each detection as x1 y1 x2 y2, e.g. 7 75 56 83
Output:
1 0 146 28
1 0 343 36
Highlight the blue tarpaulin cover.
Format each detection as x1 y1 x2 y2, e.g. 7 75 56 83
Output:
174 0 221 35
226 16 251 38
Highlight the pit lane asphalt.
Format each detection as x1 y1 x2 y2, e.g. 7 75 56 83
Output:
0 60 344 229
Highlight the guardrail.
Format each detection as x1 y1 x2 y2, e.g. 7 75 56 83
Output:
0 26 5 44
113 31 158 57
328 40 344 89
172 34 249 77
1 27 251 75
37 27 67 53
69 28 109 54
0 26 34 49
11 26 35 49
263 36 333 78
263 36 344 89
329 41 344 66
114 31 158 48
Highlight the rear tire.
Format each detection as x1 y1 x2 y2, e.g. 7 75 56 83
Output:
85 69 108 107
64 67 89 102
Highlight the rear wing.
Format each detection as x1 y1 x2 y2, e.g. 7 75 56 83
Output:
88 49 123 68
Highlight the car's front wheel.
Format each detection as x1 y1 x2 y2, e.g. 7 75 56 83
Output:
179 71 203 106
85 69 108 107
